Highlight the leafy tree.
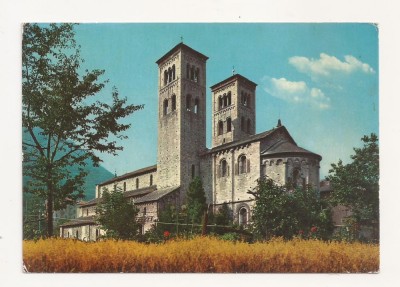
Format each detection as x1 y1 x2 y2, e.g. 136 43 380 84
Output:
22 23 143 237
211 203 233 235
186 177 207 224
23 193 47 239
327 133 379 241
249 177 333 240
96 188 140 240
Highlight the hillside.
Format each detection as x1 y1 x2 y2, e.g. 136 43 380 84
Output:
22 130 114 200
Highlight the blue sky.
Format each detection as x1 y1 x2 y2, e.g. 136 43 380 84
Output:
73 23 378 179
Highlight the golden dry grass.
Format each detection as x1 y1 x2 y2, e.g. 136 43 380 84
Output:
23 237 379 273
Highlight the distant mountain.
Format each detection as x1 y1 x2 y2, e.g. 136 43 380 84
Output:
78 164 114 200
23 130 114 200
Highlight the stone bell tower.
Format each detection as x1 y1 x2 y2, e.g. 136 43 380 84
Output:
210 74 257 147
155 43 208 202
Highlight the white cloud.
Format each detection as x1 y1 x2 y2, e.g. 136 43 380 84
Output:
289 53 375 78
263 77 331 110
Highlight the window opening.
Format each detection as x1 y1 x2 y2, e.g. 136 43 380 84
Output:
163 99 169 116
171 95 176 111
186 95 191 111
239 155 247 174
221 160 228 177
191 164 195 178
218 121 224 136
194 98 199 114
227 118 232 132
239 208 248 226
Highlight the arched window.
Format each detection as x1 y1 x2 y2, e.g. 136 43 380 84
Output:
223 94 227 107
191 164 195 178
221 159 228 177
190 66 195 80
143 207 147 216
194 67 199 82
194 98 199 114
172 65 176 80
171 95 176 111
123 182 126 191
239 155 247 174
168 67 172 83
262 164 267 175
218 120 224 136
187 63 190 79
227 92 232 106
163 99 169 116
218 97 223 110
241 117 245 131
242 93 248 106
247 119 251 133
239 207 248 226
227 117 232 132
136 178 139 189
293 168 300 188
186 94 191 111
247 94 251 107
76 230 79 238
164 70 168 86
150 174 153 186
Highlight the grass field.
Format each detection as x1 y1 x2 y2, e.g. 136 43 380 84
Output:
23 237 379 273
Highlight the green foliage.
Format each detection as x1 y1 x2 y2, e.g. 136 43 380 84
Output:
249 177 333 240
327 133 379 241
219 232 241 242
95 188 140 240
23 193 47 240
186 177 207 224
209 203 233 235
22 23 143 236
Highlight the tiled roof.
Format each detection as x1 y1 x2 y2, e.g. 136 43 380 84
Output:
123 185 157 198
156 43 208 65
210 74 257 91
98 164 157 186
60 216 96 227
78 198 101 207
201 126 283 155
320 180 333 193
134 186 180 204
79 186 157 207
261 140 321 160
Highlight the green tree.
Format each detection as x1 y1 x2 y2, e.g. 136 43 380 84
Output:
186 177 207 224
22 23 143 237
96 188 140 240
23 193 47 239
211 203 232 235
327 133 379 241
249 177 333 240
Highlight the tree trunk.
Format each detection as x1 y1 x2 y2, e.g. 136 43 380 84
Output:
46 183 54 237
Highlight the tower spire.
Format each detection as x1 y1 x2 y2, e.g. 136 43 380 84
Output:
277 118 282 127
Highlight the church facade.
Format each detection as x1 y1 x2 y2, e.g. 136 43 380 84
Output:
60 43 321 240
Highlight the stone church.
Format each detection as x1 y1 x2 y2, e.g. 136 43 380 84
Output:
60 43 321 240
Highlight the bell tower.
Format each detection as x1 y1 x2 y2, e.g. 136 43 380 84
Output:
210 74 257 147
156 43 208 202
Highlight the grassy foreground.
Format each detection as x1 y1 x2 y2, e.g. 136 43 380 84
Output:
23 237 379 273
